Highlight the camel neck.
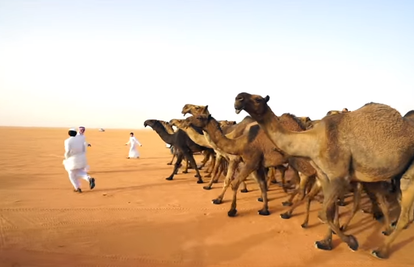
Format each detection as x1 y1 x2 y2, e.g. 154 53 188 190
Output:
202 119 241 155
259 109 316 159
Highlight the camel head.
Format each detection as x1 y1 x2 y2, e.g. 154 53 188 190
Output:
404 110 414 120
234 93 270 121
181 104 210 116
169 119 187 129
185 114 212 129
298 117 311 125
218 120 236 128
143 119 159 129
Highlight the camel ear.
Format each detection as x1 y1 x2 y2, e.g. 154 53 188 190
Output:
264 95 270 102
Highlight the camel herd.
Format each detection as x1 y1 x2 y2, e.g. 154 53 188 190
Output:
143 92 414 260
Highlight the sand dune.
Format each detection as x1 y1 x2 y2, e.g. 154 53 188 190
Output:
0 127 413 267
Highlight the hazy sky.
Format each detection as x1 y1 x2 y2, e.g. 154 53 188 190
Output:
1 0 413 129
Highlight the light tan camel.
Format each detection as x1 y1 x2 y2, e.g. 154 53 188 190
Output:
234 92 414 259
169 118 250 193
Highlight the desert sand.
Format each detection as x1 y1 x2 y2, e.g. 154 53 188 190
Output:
0 127 413 267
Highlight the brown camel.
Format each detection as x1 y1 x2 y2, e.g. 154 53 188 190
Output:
234 92 414 259
185 111 289 216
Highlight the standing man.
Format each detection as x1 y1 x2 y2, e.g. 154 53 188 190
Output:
78 126 91 147
78 126 91 172
63 128 96 193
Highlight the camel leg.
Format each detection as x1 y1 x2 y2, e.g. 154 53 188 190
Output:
182 158 189 173
205 154 216 174
280 179 320 220
211 158 240 204
372 164 414 259
315 177 360 252
166 152 184 180
282 172 311 207
198 150 210 170
167 154 175 165
340 182 363 232
377 192 393 236
266 167 276 189
213 156 227 182
252 166 270 215
207 156 222 181
300 182 323 228
204 156 226 190
227 165 262 217
278 165 288 193
182 150 203 183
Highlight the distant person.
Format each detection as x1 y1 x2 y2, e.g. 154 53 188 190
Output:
78 126 91 147
63 128 96 193
125 132 142 159
77 126 91 172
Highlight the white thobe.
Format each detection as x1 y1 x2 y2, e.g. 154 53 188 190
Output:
77 133 90 171
126 136 142 158
63 135 90 189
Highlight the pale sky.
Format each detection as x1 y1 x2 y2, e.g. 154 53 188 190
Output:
1 0 413 129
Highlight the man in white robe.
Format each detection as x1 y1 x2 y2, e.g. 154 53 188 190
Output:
77 126 91 172
63 128 96 193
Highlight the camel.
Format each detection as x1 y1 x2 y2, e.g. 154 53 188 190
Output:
143 119 213 183
184 111 289 217
159 120 214 172
234 92 414 259
182 104 266 188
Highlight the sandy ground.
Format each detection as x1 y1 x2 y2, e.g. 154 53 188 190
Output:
0 127 413 267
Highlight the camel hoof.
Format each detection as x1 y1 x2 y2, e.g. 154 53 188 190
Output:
315 240 332 251
240 189 248 193
212 199 222 205
205 174 211 178
301 222 308 229
258 209 270 216
257 197 263 202
213 180 219 183
347 235 359 251
165 177 173 181
371 249 387 259
197 180 204 184
182 171 188 174
340 225 346 232
203 186 212 190
228 209 237 217
391 220 397 228
195 174 201 178
167 163 172 165
282 201 292 207
280 212 291 219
